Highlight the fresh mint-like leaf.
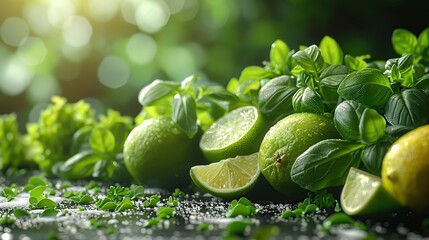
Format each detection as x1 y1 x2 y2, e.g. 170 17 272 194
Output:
41 208 59 217
344 54 369 70
291 139 364 191
138 80 180 106
258 75 298 122
292 87 324 114
13 208 30 218
333 100 367 141
392 28 417 55
172 94 198 138
384 88 429 127
338 68 393 108
89 128 115 154
292 45 324 74
359 108 386 144
320 36 343 65
156 206 175 219
269 39 290 73
60 150 101 179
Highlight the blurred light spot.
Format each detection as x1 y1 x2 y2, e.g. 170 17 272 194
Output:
55 60 81 81
61 43 91 62
0 57 33 96
0 17 30 47
121 0 139 24
160 46 196 80
175 0 199 21
164 0 185 14
135 0 170 33
27 75 60 103
62 16 93 48
48 0 76 27
127 33 157 64
24 3 53 36
17 37 47 66
98 56 130 89
89 0 120 22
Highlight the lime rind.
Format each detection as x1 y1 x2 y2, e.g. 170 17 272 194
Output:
190 153 260 198
341 167 398 216
199 106 266 162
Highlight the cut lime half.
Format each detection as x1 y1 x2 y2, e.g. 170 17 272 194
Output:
341 167 398 216
199 106 267 162
190 153 260 199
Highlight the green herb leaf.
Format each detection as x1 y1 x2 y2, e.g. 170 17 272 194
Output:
60 150 101 179
89 128 115 154
41 208 59 217
320 36 343 65
156 206 175 219
172 94 198 138
291 139 364 191
392 28 417 55
359 108 386 144
138 80 180 106
13 208 30 218
361 142 390 176
292 87 324 114
384 88 429 128
338 68 393 108
344 55 369 70
292 45 324 74
270 39 290 73
37 198 57 209
334 100 366 141
258 75 298 122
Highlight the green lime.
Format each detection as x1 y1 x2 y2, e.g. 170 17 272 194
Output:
382 124 429 213
124 117 200 189
259 113 339 200
199 106 268 163
190 153 260 199
341 167 398 216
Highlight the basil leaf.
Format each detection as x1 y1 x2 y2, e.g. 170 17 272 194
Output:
344 55 368 70
60 150 101 179
320 36 343 65
392 28 417 55
413 74 429 94
320 65 354 111
203 85 239 102
291 139 364 191
172 94 198 138
270 39 290 73
417 27 429 54
138 80 180 106
384 88 429 127
320 65 354 88
70 126 92 154
238 66 276 83
89 128 115 154
359 108 386 144
292 45 324 74
258 75 298 122
292 87 324 114
334 100 366 141
397 54 414 87
384 125 414 139
361 142 390 176
338 68 393 108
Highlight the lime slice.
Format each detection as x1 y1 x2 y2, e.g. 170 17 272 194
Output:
199 106 267 162
341 167 398 216
190 153 260 199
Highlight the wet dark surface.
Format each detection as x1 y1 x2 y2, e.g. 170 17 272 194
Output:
0 174 428 240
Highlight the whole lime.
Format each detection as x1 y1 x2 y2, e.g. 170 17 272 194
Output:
124 117 200 189
382 124 429 213
259 113 339 200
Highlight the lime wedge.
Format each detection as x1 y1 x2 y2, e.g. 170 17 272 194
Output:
190 153 260 199
341 167 398 216
199 106 267 162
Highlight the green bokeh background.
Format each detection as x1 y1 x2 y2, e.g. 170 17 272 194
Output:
0 0 428 128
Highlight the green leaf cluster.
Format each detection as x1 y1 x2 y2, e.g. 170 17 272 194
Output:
137 75 238 137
